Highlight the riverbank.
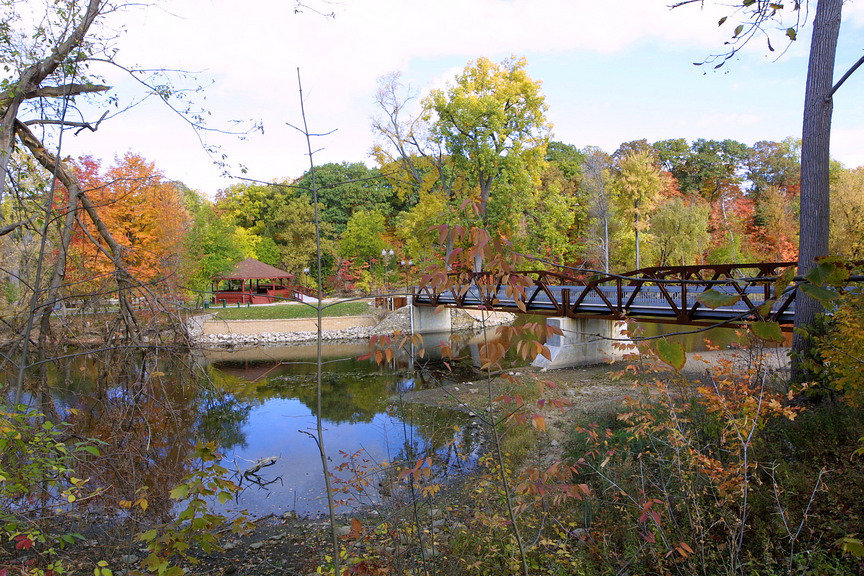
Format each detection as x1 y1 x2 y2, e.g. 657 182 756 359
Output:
190 305 517 347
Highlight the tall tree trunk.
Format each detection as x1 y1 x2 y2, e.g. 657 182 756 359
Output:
634 206 641 270
474 174 493 272
792 0 843 379
603 215 609 273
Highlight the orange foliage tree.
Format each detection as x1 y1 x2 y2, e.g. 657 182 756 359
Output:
68 153 190 297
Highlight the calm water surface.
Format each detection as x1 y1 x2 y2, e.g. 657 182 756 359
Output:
4 320 755 519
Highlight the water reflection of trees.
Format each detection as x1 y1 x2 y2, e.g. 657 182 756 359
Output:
44 349 199 521
209 358 393 424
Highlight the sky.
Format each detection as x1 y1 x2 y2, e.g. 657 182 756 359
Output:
57 0 864 195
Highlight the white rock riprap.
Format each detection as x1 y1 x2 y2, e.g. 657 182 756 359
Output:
192 304 516 348
194 325 373 347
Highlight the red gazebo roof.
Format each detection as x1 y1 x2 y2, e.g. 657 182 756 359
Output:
212 258 294 281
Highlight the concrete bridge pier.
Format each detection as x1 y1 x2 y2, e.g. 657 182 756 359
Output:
532 317 632 370
413 305 452 333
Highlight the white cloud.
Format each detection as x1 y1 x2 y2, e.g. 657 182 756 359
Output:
54 0 864 193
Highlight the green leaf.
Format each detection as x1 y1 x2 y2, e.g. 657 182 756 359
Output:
217 491 232 504
773 266 797 296
805 260 848 286
751 321 784 343
169 484 190 500
743 0 756 5
80 445 101 457
733 24 744 37
138 529 158 542
718 16 727 25
656 339 686 372
786 27 797 41
839 536 864 557
799 282 839 305
696 289 741 309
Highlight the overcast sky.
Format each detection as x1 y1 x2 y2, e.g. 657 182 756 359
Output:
61 0 864 195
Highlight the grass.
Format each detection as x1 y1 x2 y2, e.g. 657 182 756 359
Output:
209 300 370 320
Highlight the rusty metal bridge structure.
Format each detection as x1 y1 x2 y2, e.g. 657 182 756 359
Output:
412 261 858 330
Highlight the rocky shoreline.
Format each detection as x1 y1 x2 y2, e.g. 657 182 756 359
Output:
191 306 517 348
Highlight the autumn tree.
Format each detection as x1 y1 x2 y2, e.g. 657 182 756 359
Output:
372 72 459 204
69 153 191 295
425 56 551 270
612 150 667 270
830 166 864 259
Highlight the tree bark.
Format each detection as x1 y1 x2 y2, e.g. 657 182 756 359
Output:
16 120 141 343
792 0 843 379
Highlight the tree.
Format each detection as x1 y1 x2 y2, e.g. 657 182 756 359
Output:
214 182 282 235
69 153 191 294
425 56 551 270
271 193 331 275
650 197 711 266
673 0 851 376
184 195 243 292
830 166 864 259
746 138 801 199
293 162 396 237
581 147 614 272
612 151 667 270
339 209 386 263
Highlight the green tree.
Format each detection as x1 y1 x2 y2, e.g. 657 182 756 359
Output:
185 197 243 292
612 151 667 270
231 228 280 267
649 197 711 266
293 162 396 236
394 191 449 265
271 194 331 276
545 141 585 182
339 210 386 263
214 182 285 236
425 56 551 270
522 144 591 264
746 138 801 199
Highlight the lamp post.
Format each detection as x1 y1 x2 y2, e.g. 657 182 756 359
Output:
381 248 394 298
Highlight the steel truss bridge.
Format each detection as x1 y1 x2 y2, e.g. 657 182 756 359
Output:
412 262 860 330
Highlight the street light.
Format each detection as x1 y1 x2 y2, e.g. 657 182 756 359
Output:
381 248 394 295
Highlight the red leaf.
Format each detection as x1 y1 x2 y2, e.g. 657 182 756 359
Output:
14 535 34 550
642 531 656 543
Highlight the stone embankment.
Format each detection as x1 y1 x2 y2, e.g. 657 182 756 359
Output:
191 305 516 348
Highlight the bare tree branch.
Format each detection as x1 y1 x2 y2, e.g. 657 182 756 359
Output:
0 0 103 204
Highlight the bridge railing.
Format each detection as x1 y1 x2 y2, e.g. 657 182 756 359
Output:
413 262 804 326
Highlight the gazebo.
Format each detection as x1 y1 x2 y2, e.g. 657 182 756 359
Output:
211 258 295 305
